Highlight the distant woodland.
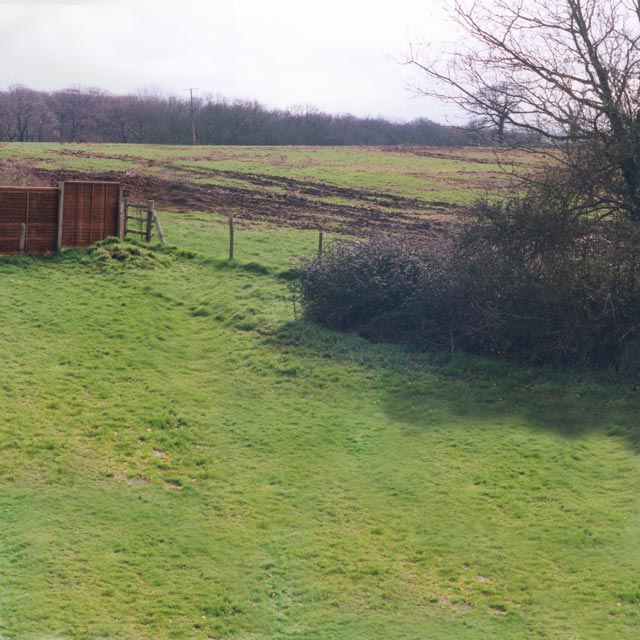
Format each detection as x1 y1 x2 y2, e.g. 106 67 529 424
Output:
0 85 478 146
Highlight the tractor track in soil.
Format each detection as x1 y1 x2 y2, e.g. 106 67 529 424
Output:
1 151 463 237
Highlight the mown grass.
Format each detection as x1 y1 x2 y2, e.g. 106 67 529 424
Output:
0 210 639 639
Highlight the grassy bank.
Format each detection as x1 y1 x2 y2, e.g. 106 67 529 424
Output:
0 212 638 639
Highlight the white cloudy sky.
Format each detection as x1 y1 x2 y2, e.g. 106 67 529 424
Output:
0 0 459 122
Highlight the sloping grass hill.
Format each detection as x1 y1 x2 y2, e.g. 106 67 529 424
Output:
0 214 639 640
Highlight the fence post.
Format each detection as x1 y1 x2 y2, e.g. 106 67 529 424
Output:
229 215 235 260
123 194 129 239
146 200 154 242
318 230 324 258
19 223 26 256
56 181 65 251
152 204 166 245
117 186 126 240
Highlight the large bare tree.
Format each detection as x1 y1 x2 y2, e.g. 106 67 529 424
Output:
409 0 640 221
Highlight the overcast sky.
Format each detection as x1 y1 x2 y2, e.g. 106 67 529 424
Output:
0 0 459 122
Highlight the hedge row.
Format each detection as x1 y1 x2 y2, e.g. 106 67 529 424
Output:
297 191 640 373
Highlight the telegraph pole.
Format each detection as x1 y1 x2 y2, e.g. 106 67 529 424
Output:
188 88 198 145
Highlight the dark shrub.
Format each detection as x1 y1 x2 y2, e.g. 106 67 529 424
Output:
297 183 640 372
455 189 640 368
296 235 456 347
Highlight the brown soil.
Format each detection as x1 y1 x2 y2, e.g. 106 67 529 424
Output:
0 153 463 237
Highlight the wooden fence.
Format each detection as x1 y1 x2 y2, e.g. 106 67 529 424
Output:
0 181 124 254
0 186 59 254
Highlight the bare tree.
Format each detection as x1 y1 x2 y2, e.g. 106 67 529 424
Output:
469 83 521 144
100 95 147 143
408 0 640 221
49 86 109 142
5 85 41 142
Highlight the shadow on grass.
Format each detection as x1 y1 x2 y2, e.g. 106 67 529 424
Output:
271 320 640 453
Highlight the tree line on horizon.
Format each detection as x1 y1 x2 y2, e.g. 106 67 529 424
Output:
0 84 485 147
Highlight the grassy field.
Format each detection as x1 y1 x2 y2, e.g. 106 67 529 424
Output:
0 142 510 201
0 143 530 236
0 145 639 639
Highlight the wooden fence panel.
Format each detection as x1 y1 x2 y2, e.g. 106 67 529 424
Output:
26 189 59 253
0 187 59 254
61 181 121 248
0 181 123 254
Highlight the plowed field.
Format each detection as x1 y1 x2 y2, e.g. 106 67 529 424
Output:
0 143 526 235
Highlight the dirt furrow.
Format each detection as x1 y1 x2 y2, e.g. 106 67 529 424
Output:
2 158 460 237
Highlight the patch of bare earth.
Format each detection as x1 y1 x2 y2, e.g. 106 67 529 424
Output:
0 153 465 237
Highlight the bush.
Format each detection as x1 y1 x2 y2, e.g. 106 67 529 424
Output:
297 184 640 372
296 235 456 348
455 191 640 367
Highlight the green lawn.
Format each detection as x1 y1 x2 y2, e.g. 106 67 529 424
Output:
0 211 638 639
